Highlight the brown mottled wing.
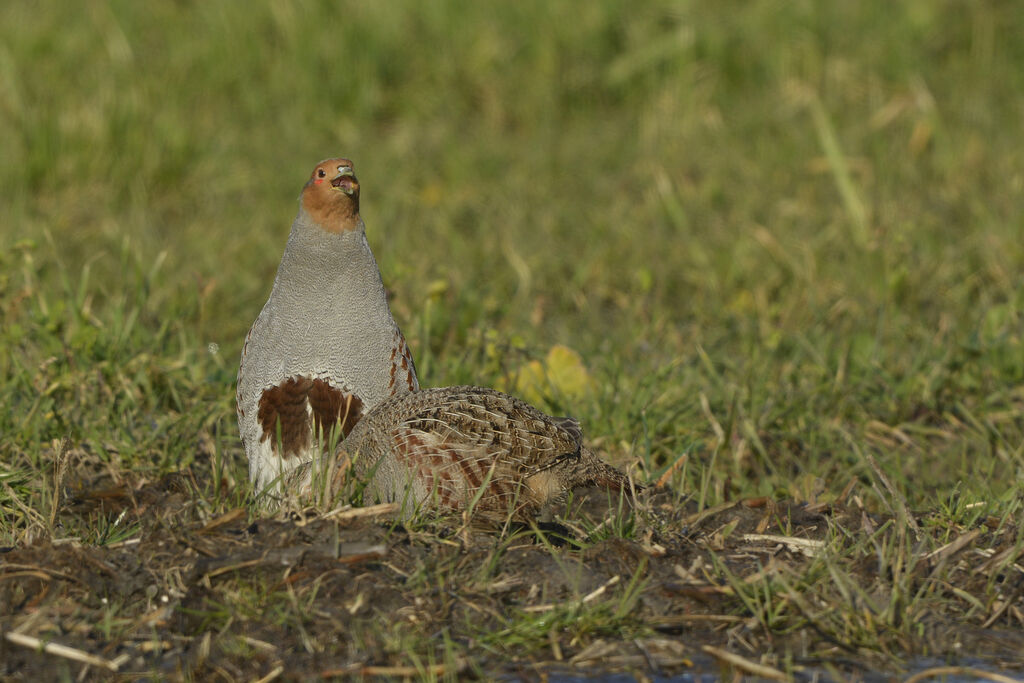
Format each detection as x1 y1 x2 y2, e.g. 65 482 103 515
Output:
382 387 583 512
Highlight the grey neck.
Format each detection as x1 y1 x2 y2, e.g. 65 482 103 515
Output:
269 207 390 315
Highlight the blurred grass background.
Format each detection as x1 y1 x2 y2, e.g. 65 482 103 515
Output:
1 1 1022 513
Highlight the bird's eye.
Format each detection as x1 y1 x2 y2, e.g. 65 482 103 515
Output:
317 169 326 178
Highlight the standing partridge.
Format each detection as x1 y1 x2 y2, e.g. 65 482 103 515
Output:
297 386 639 520
237 158 419 494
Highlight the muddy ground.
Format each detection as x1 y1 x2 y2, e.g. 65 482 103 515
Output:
2 466 1023 681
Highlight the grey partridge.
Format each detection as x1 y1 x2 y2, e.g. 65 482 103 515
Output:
299 386 639 520
237 159 419 494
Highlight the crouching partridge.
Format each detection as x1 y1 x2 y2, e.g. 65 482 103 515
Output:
298 386 640 520
237 159 419 494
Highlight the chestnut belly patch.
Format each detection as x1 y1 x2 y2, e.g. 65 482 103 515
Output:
258 377 363 458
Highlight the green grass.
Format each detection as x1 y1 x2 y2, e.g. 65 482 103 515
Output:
2 1 1023 678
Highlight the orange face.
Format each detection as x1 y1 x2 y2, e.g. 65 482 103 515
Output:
307 158 358 194
301 158 361 232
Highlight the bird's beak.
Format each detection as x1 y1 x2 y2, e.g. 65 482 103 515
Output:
331 166 358 195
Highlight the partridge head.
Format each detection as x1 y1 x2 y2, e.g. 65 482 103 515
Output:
237 158 419 496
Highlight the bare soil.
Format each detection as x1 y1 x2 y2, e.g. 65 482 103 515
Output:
2 467 1023 681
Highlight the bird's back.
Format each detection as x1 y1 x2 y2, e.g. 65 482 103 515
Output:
341 386 590 517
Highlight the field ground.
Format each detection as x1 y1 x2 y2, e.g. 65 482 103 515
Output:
2 2 1023 680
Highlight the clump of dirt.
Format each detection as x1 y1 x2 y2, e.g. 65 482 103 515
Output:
2 470 1023 680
